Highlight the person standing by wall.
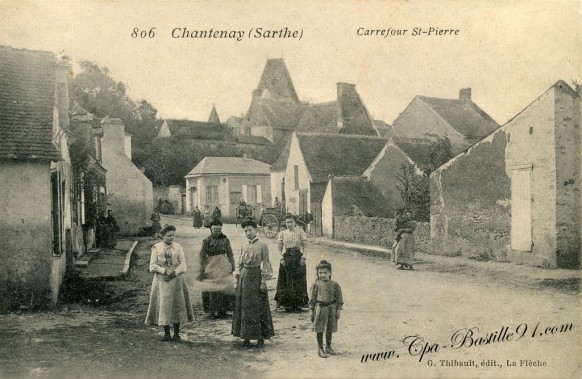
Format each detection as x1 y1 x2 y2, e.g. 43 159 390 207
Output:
274 214 309 312
105 210 120 248
203 205 211 228
198 220 236 319
232 218 275 347
145 225 194 341
395 210 417 270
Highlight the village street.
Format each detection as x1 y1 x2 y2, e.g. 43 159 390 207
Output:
1 215 580 379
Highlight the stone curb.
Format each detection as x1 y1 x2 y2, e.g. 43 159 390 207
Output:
121 241 138 277
311 238 394 260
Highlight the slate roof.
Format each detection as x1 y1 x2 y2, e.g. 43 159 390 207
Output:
255 58 300 102
185 157 271 177
418 96 499 138
296 133 387 183
164 119 231 140
208 106 221 123
296 101 338 133
331 177 392 217
0 46 62 161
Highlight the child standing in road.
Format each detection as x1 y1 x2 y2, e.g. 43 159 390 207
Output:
309 260 344 358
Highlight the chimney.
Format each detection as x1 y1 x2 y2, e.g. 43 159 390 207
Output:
101 116 127 157
336 83 357 129
124 132 132 159
459 88 471 100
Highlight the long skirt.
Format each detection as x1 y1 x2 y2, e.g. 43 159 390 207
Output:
200 255 235 315
396 232 416 266
312 303 340 333
274 249 309 308
232 267 274 340
145 273 194 326
193 213 203 228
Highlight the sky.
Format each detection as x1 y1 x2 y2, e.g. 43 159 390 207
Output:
1 0 580 126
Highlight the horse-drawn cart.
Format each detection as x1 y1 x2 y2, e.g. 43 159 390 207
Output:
259 207 312 238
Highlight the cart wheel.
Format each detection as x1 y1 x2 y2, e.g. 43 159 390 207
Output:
262 214 279 238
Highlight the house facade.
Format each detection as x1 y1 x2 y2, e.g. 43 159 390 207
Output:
184 157 271 221
392 88 500 154
101 117 154 235
0 46 77 311
430 80 581 269
284 133 387 234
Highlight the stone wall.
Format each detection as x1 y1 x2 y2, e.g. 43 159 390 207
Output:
333 216 430 252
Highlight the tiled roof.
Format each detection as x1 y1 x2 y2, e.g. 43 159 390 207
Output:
393 137 434 168
331 176 391 217
165 119 231 140
0 46 62 161
418 96 499 138
296 101 338 133
185 157 271 177
270 135 292 171
235 134 272 145
245 97 307 130
296 133 387 183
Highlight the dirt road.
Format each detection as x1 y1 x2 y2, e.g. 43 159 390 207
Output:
1 215 580 378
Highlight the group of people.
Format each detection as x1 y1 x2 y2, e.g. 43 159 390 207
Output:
96 210 120 249
144 214 344 358
192 205 222 229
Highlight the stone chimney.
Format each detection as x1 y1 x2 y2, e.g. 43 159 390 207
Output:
101 116 127 157
336 83 357 129
124 132 132 159
459 88 472 100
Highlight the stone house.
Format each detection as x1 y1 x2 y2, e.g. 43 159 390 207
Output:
0 46 78 311
284 133 387 234
392 88 500 154
184 156 271 221
430 80 581 269
101 117 154 235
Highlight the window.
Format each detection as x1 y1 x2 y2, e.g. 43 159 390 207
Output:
529 127 533 134
248 185 257 204
205 185 219 205
294 165 299 190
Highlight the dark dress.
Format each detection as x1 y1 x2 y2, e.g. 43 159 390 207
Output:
150 213 161 235
96 215 107 248
212 208 222 222
105 215 120 248
274 228 309 309
309 279 344 333
232 237 275 341
199 234 236 316
193 209 203 228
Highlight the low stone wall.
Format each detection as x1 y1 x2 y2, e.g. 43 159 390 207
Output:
333 216 430 252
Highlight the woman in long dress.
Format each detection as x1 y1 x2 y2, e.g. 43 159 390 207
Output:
198 220 236 319
192 206 203 228
145 225 194 341
395 210 417 270
203 206 211 228
274 214 309 312
232 218 275 347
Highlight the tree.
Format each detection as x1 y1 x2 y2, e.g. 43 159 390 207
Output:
395 137 454 221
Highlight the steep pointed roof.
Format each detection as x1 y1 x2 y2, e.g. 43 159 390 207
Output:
208 105 221 124
255 58 300 103
0 46 62 161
